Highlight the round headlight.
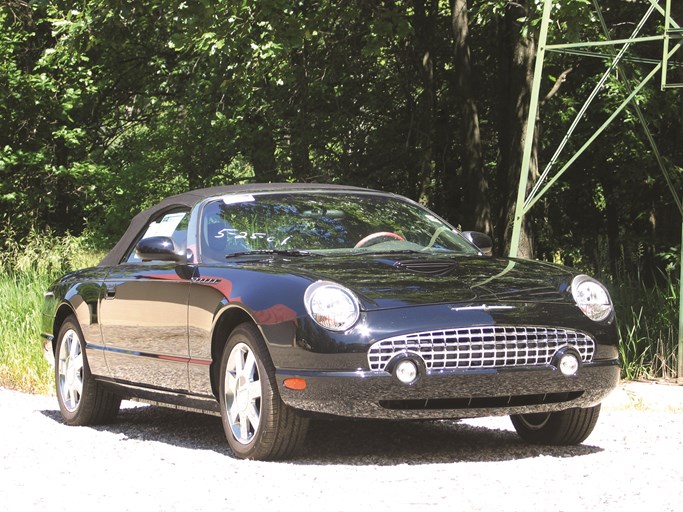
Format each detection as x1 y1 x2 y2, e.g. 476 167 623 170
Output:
304 281 360 331
571 275 613 322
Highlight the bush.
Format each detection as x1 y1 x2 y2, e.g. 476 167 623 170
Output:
0 229 103 393
612 268 680 380
0 227 679 391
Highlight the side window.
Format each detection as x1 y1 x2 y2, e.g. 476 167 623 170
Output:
126 208 190 263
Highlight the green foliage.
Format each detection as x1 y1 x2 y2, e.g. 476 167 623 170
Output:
0 0 681 385
612 269 680 380
0 229 102 393
0 271 53 393
0 228 103 275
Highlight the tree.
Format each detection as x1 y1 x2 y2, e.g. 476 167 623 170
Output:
450 0 491 234
495 0 539 258
0 0 679 283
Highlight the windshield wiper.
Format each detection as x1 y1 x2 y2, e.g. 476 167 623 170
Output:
225 249 317 259
362 249 465 257
362 249 426 255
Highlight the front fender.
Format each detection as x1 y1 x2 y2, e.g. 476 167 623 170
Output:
188 266 315 395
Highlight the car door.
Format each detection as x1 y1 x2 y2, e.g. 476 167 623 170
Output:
99 208 195 391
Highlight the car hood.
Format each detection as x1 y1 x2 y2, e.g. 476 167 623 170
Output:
250 253 576 310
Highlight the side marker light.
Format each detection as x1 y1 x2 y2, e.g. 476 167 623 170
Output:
283 378 307 391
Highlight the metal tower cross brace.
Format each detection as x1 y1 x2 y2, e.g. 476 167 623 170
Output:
508 0 683 378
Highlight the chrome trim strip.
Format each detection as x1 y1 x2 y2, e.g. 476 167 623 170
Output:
450 304 516 312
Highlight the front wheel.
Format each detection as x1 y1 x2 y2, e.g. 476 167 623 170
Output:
218 323 308 460
510 405 601 445
55 316 121 425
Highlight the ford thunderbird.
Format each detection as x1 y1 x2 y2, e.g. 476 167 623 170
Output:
41 183 620 460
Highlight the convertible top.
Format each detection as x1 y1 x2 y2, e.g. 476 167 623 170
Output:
98 182 374 266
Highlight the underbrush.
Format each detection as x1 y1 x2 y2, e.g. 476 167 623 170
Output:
0 228 679 391
611 269 680 381
0 230 103 393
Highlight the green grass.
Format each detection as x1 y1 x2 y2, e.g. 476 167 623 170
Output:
0 230 103 393
0 230 680 391
0 272 54 393
612 269 680 381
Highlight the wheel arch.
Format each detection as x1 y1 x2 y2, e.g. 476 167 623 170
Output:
209 306 257 398
52 303 77 354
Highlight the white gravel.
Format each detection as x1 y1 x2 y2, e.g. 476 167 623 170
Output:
1 383 682 512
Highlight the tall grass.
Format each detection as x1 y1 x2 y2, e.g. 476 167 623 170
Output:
0 230 103 393
0 273 55 393
611 268 680 381
0 228 679 392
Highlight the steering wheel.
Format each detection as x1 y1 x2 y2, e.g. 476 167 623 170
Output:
354 231 405 248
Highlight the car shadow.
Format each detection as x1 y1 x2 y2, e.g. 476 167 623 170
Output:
297 417 602 465
40 405 603 465
40 405 231 454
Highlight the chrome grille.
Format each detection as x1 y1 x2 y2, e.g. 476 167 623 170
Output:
367 326 595 371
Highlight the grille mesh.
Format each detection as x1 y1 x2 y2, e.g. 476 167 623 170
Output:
367 326 595 371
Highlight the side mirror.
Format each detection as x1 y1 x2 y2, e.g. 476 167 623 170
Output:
462 231 493 256
136 236 185 262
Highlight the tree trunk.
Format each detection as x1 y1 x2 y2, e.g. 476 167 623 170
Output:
497 0 539 258
288 44 314 181
247 116 279 183
450 0 491 234
601 174 621 278
410 0 438 205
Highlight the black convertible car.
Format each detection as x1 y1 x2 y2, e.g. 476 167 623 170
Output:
41 183 619 460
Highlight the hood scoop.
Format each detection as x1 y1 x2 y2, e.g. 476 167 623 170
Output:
393 259 459 277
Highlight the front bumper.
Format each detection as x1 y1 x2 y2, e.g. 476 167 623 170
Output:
276 360 620 420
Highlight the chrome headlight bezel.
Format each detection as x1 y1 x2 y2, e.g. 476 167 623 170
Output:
571 274 613 322
304 281 360 332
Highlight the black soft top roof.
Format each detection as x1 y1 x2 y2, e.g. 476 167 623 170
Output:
98 182 375 266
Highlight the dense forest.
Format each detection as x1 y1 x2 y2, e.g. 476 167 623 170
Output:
1 0 681 275
0 0 682 387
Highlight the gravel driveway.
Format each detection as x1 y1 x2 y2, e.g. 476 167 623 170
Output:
1 383 681 511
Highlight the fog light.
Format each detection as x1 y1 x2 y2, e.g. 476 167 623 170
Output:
559 352 580 376
395 359 419 385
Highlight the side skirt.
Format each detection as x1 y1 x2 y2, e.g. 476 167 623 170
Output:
97 378 221 416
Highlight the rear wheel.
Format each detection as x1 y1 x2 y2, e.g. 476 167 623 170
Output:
510 405 601 445
219 323 308 460
55 316 120 425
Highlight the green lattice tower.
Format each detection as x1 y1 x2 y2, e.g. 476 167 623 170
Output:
663 0 683 88
508 0 683 378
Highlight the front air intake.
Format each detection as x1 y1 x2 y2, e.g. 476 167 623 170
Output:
368 326 595 372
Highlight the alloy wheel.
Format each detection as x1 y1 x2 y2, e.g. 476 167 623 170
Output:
58 328 84 412
224 342 262 444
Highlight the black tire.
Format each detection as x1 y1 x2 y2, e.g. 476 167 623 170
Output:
510 404 601 445
55 316 121 425
218 323 309 460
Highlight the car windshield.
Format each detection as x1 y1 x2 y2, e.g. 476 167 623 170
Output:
199 191 478 259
